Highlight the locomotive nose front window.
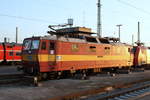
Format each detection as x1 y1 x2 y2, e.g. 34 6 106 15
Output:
23 40 39 50
31 40 40 49
23 40 32 50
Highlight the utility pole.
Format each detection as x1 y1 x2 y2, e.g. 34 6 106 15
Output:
132 34 134 46
136 22 143 46
116 24 122 42
97 0 102 38
137 22 140 44
4 37 7 43
16 27 18 44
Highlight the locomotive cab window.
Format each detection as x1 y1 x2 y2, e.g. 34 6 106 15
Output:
7 46 13 48
31 40 39 50
9 52 13 56
104 47 110 55
89 46 96 52
86 37 98 43
131 47 136 54
41 41 46 50
23 40 32 50
49 42 55 50
49 42 55 54
128 48 131 52
16 52 21 56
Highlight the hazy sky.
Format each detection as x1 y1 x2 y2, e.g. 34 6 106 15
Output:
0 0 149 45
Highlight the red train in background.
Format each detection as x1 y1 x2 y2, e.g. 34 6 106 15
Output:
0 42 22 64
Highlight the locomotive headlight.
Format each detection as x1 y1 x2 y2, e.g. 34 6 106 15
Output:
28 50 31 54
56 56 62 61
27 55 33 60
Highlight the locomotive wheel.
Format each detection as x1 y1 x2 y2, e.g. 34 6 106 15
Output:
38 75 42 81
33 76 43 87
74 73 88 80
42 73 48 80
56 71 62 79
82 73 88 80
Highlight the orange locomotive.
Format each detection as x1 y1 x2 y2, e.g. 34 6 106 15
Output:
22 27 134 79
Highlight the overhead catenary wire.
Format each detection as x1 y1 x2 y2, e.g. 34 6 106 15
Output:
0 13 58 24
117 0 150 16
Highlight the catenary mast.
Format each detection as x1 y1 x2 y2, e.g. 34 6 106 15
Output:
97 0 102 37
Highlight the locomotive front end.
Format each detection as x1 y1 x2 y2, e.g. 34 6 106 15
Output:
22 37 40 76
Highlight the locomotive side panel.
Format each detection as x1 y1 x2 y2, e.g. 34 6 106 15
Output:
96 45 133 68
51 41 134 71
56 41 97 71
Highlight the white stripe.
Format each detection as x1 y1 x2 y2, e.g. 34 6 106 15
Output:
6 60 21 61
5 50 21 52
0 50 21 52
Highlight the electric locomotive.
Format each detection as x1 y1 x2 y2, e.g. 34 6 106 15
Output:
133 45 150 68
22 27 134 79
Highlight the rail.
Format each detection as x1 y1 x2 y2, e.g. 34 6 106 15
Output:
0 74 31 85
48 78 150 100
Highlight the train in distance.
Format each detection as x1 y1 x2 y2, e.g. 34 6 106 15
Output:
0 41 22 65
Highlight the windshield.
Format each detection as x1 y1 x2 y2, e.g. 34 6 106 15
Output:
31 40 40 49
131 47 137 54
23 40 32 50
23 39 40 50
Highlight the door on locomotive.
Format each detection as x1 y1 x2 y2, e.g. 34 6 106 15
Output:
48 41 56 66
37 40 56 73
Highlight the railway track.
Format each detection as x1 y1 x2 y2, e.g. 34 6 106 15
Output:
82 79 150 100
108 87 150 100
0 74 31 85
49 78 150 100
